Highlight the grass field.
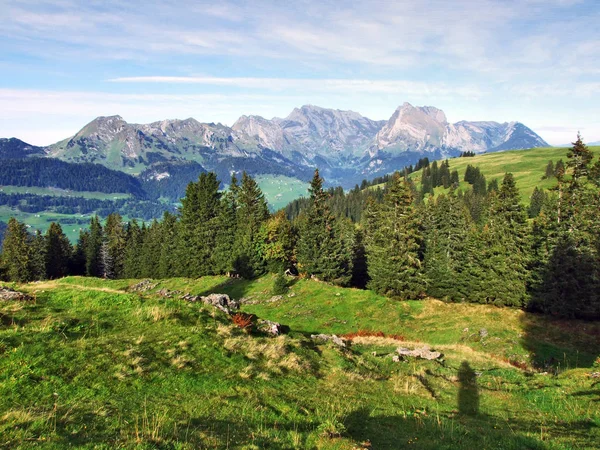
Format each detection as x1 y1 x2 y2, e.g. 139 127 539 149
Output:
1 275 598 449
0 207 139 242
0 186 131 200
255 175 309 211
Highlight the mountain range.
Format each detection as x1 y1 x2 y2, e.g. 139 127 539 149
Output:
3 103 548 188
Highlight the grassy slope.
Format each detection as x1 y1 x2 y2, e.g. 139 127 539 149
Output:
1 275 598 449
372 146 600 202
255 175 309 211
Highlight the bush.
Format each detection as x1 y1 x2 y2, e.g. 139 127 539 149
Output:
272 272 288 295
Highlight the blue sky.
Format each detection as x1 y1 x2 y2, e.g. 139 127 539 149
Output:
0 0 598 146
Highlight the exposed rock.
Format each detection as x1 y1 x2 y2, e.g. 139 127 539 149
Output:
392 355 401 363
311 334 348 348
0 287 33 301
129 280 158 292
257 319 285 336
590 372 600 379
287 292 296 298
396 346 442 361
157 288 181 298
268 295 283 303
201 293 239 314
180 293 200 302
479 328 488 338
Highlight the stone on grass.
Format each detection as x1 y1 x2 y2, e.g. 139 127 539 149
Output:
311 334 348 348
0 287 33 301
396 345 442 361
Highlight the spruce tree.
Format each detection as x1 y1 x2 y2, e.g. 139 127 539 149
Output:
28 230 47 281
104 213 126 279
177 173 221 277
364 173 424 298
423 192 471 301
70 229 89 276
123 220 143 278
86 216 104 277
233 172 270 278
213 175 239 275
544 160 555 179
158 212 178 278
528 187 546 218
297 169 353 285
45 222 72 279
0 218 32 282
476 173 530 306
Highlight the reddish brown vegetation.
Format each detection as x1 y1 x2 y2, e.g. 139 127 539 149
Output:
231 313 255 330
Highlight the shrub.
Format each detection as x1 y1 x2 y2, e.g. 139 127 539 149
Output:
272 272 288 295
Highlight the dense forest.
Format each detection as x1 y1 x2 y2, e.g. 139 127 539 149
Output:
1 136 599 319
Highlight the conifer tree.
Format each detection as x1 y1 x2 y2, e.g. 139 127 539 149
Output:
544 160 555 179
104 213 126 279
0 218 32 282
364 173 424 298
177 173 221 277
28 230 47 281
86 216 104 277
213 175 239 274
424 191 471 301
158 212 178 278
297 169 353 285
123 220 143 278
476 173 530 306
45 222 72 279
233 172 270 278
140 220 162 278
70 229 89 276
528 187 546 218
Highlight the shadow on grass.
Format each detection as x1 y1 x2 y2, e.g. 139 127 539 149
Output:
344 407 551 450
520 311 600 370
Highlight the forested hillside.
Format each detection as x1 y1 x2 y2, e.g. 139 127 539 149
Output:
2 135 599 319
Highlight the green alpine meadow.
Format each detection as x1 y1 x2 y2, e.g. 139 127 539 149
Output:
3 1 600 447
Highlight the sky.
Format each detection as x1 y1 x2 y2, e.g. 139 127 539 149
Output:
0 0 598 146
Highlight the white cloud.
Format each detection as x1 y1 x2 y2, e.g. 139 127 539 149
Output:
108 76 486 98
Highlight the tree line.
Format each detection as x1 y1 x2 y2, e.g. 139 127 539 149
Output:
1 135 599 319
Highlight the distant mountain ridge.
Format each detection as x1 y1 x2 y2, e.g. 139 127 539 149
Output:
6 103 548 188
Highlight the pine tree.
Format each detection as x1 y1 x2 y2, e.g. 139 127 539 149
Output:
0 218 32 282
528 187 546 218
364 173 424 299
296 169 353 285
104 213 126 279
70 229 89 276
177 173 221 277
213 175 239 275
86 216 104 277
28 230 47 281
45 222 72 279
423 192 471 301
123 220 143 278
233 172 270 278
140 220 162 278
476 173 530 306
567 132 593 187
158 212 178 278
543 160 555 179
